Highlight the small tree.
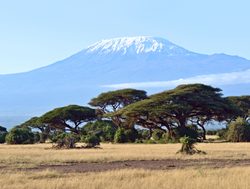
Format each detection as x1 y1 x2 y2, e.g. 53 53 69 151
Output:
52 133 79 149
114 128 127 143
81 120 117 142
0 126 7 143
82 135 100 148
177 136 205 155
227 117 250 142
6 127 35 144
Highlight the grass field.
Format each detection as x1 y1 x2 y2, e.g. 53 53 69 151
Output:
1 142 250 189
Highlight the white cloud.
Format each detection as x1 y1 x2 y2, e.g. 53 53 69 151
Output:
102 69 250 89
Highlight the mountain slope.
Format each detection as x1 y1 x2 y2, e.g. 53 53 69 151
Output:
0 36 250 127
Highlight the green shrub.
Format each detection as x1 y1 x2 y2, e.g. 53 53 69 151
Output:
81 120 116 142
124 128 138 142
114 128 126 143
0 132 7 143
82 135 100 148
177 136 205 155
5 127 34 144
174 125 199 141
152 129 165 141
216 128 228 139
52 133 79 149
206 130 217 135
0 126 7 143
227 117 250 142
33 132 41 143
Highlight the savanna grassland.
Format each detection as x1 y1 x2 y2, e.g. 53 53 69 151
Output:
1 142 250 189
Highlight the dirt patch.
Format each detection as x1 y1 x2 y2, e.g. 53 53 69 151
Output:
22 159 250 173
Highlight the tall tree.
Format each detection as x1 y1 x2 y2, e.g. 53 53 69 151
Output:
116 84 239 140
89 88 147 128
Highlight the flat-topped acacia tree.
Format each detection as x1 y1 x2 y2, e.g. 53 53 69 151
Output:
227 96 250 121
89 88 147 128
115 84 239 140
21 116 51 143
40 105 96 134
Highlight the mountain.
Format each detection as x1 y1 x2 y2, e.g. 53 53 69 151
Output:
1 36 250 128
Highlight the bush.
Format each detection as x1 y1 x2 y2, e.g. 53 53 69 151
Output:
0 132 7 143
124 128 138 142
174 125 199 141
216 128 228 139
114 128 127 143
81 120 117 142
114 128 139 143
5 127 34 144
177 136 205 155
152 129 165 141
227 117 250 142
52 133 79 149
0 126 7 143
82 135 100 148
206 130 217 135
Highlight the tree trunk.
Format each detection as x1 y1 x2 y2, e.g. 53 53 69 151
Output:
198 124 206 140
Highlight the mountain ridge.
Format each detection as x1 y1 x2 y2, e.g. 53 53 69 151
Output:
0 36 250 128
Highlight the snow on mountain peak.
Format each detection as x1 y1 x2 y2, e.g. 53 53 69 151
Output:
86 36 194 56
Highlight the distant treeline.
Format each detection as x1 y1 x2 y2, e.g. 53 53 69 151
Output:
1 84 249 147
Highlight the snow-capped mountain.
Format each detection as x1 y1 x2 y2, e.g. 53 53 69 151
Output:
0 36 250 128
86 36 195 56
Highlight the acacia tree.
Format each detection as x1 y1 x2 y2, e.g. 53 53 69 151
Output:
21 117 51 143
227 96 250 121
89 88 147 128
116 84 239 140
40 105 96 134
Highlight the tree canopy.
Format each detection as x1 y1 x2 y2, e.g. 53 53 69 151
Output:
227 96 250 121
89 88 147 127
40 105 96 134
115 84 239 139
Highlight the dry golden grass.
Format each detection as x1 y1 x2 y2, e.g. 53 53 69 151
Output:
1 167 250 189
1 143 250 189
0 142 250 169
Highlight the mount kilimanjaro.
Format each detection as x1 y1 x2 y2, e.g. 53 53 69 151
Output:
1 36 250 127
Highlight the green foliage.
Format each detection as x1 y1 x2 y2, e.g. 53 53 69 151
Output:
33 132 41 143
0 126 7 143
41 105 96 134
124 128 138 142
206 130 217 135
0 132 7 143
227 117 250 142
114 128 127 143
21 117 50 143
82 135 100 148
116 84 238 140
89 89 147 128
152 129 165 141
177 136 205 155
174 125 199 141
89 88 147 110
0 126 7 132
227 96 250 120
5 127 34 144
52 133 79 149
114 128 138 143
216 128 228 139
81 120 116 142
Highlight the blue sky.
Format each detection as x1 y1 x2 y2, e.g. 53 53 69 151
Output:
0 0 249 74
